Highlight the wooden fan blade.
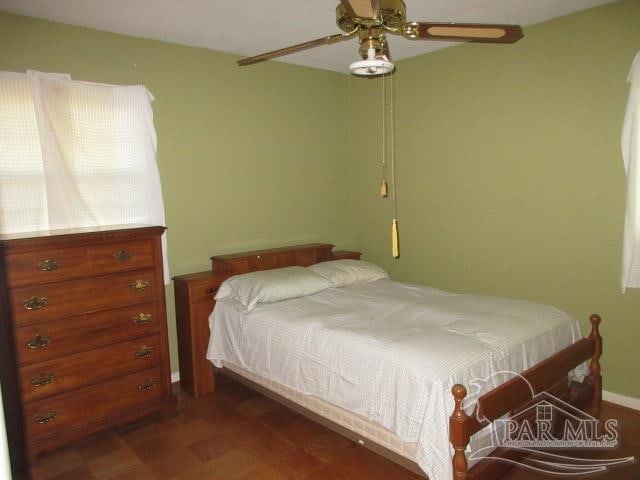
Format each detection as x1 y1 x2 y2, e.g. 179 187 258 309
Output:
340 0 381 19
237 32 354 66
402 22 523 44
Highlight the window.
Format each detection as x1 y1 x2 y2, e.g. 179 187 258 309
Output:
537 404 553 422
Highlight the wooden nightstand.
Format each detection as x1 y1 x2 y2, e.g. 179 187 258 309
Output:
173 271 224 397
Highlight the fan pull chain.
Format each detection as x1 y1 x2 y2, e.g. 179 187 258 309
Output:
392 219 399 258
380 72 388 197
390 72 399 258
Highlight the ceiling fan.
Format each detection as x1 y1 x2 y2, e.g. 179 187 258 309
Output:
237 0 524 76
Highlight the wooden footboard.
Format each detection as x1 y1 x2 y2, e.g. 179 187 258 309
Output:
449 314 603 479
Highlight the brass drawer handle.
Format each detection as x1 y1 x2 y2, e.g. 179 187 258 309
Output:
113 250 131 262
132 313 152 326
128 279 149 292
27 335 52 349
31 373 54 388
134 346 154 359
23 296 48 310
38 259 60 271
33 410 57 424
137 380 157 391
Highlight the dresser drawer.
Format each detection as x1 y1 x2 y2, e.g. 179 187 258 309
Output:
5 240 155 289
4 247 87 288
19 335 161 403
24 367 164 442
86 240 154 275
10 269 158 327
14 302 160 366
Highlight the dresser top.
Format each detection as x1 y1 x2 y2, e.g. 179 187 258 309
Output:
0 224 165 249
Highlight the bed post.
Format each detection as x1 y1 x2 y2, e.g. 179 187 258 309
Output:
586 314 603 404
450 384 470 479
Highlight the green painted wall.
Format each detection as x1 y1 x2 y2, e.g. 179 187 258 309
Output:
0 11 353 372
347 0 640 398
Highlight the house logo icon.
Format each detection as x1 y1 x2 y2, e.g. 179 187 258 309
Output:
466 371 635 476
496 391 618 449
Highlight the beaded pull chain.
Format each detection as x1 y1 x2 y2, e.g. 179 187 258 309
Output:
380 70 388 198
379 71 399 258
389 73 399 258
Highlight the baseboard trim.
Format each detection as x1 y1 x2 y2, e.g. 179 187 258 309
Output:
171 372 180 384
603 390 640 411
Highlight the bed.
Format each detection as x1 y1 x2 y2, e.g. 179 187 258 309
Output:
172 243 603 480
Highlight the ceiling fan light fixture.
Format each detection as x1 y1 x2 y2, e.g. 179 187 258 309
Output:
349 58 394 76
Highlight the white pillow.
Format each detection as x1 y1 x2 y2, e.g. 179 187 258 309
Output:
308 259 388 288
215 266 332 312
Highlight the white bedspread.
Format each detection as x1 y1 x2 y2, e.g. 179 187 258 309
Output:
207 279 585 480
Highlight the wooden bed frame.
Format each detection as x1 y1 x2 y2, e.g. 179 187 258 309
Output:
173 243 603 480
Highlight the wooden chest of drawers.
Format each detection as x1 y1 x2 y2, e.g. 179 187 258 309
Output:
0 225 176 469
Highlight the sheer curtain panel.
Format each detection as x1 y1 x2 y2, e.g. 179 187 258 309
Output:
622 52 640 292
0 71 168 282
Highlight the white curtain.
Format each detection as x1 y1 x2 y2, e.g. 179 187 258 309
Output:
0 71 168 282
622 53 640 293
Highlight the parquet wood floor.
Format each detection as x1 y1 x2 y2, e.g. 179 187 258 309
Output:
14 377 639 480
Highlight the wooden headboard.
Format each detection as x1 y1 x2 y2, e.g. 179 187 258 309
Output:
211 243 335 275
173 243 361 397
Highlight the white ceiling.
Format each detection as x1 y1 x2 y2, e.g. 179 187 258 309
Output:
0 0 618 74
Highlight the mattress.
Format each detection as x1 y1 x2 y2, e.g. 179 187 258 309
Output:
222 360 418 459
207 279 586 480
